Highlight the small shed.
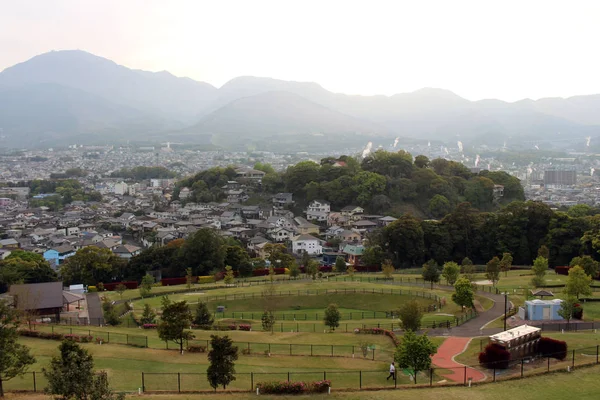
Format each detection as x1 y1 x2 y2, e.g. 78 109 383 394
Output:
524 299 564 321
9 282 64 320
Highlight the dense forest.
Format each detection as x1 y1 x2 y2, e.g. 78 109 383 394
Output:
173 150 524 218
110 166 178 180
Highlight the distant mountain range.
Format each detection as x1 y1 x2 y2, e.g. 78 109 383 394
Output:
1 50 600 149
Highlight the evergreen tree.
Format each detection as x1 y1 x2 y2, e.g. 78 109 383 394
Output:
140 303 157 325
207 335 238 390
157 300 194 354
223 266 234 285
485 257 501 286
394 331 437 384
139 274 154 298
334 256 347 273
422 259 440 289
194 302 214 328
452 277 475 309
397 300 423 331
441 261 460 285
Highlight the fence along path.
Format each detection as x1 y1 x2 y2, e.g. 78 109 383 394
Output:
8 345 600 393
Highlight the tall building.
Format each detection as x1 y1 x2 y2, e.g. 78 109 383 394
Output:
543 169 576 187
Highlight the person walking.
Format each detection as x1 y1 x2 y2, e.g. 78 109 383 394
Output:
386 362 396 380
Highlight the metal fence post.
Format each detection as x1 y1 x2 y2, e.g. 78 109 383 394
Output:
547 356 550 372
331 345 333 357
142 372 145 392
359 371 362 389
290 344 292 356
430 368 433 386
597 345 599 364
178 372 181 392
251 372 254 390
33 371 36 392
521 359 524 377
572 350 575 369
288 372 290 382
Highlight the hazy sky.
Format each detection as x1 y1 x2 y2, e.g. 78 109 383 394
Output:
1 0 599 101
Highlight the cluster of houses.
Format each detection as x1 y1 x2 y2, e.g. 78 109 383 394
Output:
0 171 400 271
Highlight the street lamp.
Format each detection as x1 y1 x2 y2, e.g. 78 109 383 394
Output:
502 292 508 331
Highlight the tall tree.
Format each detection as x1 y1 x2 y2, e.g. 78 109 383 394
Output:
461 257 475 282
0 300 35 397
207 335 238 390
452 277 475 309
537 245 550 260
384 215 425 267
178 228 226 276
565 266 593 299
569 256 600 278
397 300 423 331
140 304 157 325
558 296 578 324
485 257 501 287
60 247 122 286
422 259 440 289
223 266 235 285
157 299 194 354
394 331 437 384
361 245 385 267
441 261 460 285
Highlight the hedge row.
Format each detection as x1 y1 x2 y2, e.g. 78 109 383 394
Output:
354 327 400 346
257 380 330 394
19 330 101 343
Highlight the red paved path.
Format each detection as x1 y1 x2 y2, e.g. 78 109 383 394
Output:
432 337 486 383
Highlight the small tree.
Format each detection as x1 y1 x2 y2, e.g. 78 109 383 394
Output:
422 259 440 289
538 245 550 260
441 261 460 285
223 266 234 286
207 335 238 390
139 274 154 297
0 300 36 397
157 300 194 354
301 251 310 270
347 264 356 280
358 340 373 358
452 277 475 309
289 262 300 279
397 300 423 331
565 265 593 299
382 259 395 280
306 260 319 280
115 283 127 300
334 256 347 273
324 303 341 331
140 303 157 325
499 252 513 277
531 256 549 287
558 297 577 324
44 339 123 400
485 257 501 287
461 257 475 281
194 301 214 328
268 265 275 283
394 331 437 384
261 311 275 334
102 299 120 326
186 268 193 289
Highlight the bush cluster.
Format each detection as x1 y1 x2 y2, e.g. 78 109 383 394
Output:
479 343 511 369
19 330 98 344
257 380 330 394
142 324 158 329
354 327 400 346
538 337 568 360
187 345 207 353
238 324 251 331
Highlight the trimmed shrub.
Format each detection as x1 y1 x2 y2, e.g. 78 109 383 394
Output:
142 324 158 329
573 303 584 320
238 324 251 331
479 343 511 369
19 330 64 341
257 380 331 394
197 276 215 284
187 345 207 353
228 324 237 331
538 337 567 360
87 286 98 292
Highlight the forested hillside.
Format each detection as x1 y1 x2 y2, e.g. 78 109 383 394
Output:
173 150 524 218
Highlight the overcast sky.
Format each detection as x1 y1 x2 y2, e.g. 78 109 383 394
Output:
1 0 599 101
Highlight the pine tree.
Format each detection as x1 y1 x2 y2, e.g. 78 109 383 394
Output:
207 335 239 390
140 303 157 325
194 302 214 328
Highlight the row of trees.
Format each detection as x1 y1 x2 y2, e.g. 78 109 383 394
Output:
371 201 600 267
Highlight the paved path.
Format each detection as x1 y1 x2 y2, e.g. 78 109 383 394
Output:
429 291 513 337
432 337 486 383
85 292 103 325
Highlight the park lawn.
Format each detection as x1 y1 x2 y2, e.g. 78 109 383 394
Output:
9 337 394 392
5 365 600 399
